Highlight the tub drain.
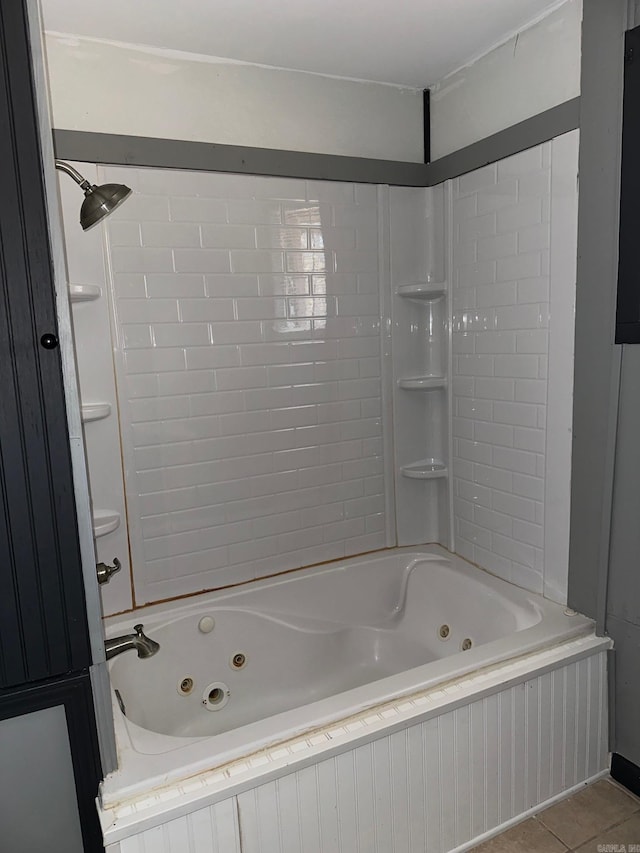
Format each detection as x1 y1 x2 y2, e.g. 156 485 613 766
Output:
202 681 230 711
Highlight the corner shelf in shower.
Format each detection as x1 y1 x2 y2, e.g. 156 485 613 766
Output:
81 402 112 423
401 459 448 480
92 510 121 538
69 283 101 302
397 375 446 391
396 282 446 301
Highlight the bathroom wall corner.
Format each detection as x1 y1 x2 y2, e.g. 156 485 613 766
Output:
543 129 580 605
377 185 397 549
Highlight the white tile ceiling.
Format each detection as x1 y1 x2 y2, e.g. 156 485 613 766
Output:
41 0 568 88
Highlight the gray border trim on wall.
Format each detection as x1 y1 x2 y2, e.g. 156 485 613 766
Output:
567 0 627 622
52 130 431 187
424 98 580 185
52 97 580 189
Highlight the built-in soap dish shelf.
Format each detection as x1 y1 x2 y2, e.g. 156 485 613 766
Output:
81 402 111 423
397 375 446 391
401 459 448 480
93 510 121 538
396 282 446 301
69 284 101 303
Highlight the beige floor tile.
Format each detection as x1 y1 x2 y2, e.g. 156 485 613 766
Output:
537 780 640 849
572 811 640 853
470 818 568 853
609 778 640 806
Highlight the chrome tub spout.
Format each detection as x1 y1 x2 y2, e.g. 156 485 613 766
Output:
105 624 160 661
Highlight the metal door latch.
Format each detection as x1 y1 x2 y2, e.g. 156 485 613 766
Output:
96 557 121 585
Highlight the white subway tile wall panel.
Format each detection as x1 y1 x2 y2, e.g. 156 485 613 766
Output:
102 168 386 604
451 134 578 596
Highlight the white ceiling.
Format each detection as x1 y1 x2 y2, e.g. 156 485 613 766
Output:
41 0 566 88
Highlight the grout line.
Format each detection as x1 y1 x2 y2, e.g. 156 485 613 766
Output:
485 777 640 851
531 814 571 849
465 776 640 851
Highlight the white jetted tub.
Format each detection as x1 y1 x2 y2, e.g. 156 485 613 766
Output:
101 545 597 814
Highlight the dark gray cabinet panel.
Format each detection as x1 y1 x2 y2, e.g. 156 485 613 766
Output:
0 673 104 851
0 0 91 686
616 25 640 342
0 705 84 852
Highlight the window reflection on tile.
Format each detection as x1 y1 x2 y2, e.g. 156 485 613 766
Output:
258 275 310 296
312 276 326 295
283 203 328 227
271 318 313 335
310 229 325 249
286 252 329 273
288 297 328 319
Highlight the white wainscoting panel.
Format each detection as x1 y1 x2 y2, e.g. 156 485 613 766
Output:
105 797 240 853
237 651 607 853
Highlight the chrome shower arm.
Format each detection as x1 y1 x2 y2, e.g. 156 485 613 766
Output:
54 159 132 230
54 159 92 191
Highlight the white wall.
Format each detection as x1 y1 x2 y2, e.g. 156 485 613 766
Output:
451 131 579 602
43 34 424 162
44 4 582 166
430 0 582 160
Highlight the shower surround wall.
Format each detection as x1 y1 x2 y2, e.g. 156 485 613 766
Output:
451 132 578 602
102 169 390 604
59 141 577 612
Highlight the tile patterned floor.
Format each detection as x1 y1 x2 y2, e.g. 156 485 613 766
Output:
471 778 640 853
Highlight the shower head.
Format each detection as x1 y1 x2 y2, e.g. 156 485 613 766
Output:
55 160 132 231
79 182 132 231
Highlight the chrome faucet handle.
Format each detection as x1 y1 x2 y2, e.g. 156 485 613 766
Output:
96 557 121 585
132 624 160 657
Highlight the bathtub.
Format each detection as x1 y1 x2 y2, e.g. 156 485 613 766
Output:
100 545 599 822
